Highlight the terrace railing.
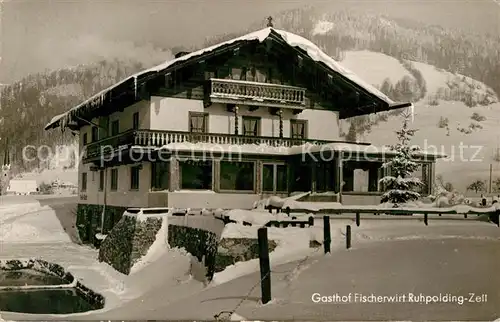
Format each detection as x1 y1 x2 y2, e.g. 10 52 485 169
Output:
83 129 334 161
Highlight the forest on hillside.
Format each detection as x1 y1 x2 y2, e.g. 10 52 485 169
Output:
208 8 500 100
0 60 150 173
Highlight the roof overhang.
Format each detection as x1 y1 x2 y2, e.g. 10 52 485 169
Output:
45 27 412 131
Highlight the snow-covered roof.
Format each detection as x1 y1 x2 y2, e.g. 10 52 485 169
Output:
45 27 406 130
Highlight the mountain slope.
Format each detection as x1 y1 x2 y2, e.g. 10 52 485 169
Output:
338 50 500 192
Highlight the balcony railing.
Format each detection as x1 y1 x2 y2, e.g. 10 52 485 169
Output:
207 78 306 109
83 129 332 161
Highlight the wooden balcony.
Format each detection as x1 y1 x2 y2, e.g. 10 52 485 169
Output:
83 129 331 162
205 78 306 110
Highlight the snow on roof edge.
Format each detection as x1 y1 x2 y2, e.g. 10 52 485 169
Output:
45 27 397 130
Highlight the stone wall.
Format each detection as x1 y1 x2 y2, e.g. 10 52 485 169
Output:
98 215 162 275
168 224 219 281
76 204 127 245
214 238 277 273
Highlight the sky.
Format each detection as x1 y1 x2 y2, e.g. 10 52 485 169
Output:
1 0 499 84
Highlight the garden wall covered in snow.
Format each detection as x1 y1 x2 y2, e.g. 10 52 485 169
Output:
98 209 227 279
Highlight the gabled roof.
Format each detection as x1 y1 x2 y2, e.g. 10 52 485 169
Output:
45 27 411 130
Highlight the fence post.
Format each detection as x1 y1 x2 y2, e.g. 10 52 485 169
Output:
464 213 467 219
323 216 331 254
424 213 428 226
355 212 360 227
258 227 271 304
496 210 500 227
308 216 314 226
346 225 351 249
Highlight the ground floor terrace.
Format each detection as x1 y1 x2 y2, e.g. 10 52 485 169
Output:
78 144 436 210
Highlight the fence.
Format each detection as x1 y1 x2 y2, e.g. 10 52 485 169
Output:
265 205 500 227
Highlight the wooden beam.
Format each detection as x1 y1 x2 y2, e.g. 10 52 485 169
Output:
268 107 279 115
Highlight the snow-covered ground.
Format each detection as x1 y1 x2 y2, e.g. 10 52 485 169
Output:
1 198 499 320
341 50 415 85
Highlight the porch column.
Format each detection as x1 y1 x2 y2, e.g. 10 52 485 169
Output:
335 152 344 203
429 162 436 195
255 160 262 194
278 109 283 138
234 106 239 135
310 159 317 193
169 157 180 192
287 161 294 196
368 166 379 192
213 160 220 192
334 152 343 193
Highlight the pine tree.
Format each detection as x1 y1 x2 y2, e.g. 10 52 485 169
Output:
379 110 423 206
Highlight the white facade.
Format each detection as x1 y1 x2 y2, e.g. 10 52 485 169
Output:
149 97 340 141
77 96 341 209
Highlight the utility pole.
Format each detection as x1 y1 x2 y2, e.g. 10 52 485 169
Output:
489 163 493 194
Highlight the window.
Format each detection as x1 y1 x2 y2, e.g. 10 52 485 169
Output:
151 161 169 191
133 112 139 130
290 119 307 139
110 168 118 191
262 164 288 193
81 173 87 192
220 161 255 191
130 166 140 190
91 126 99 142
276 164 287 192
110 120 119 136
189 112 208 133
82 133 88 146
204 71 215 80
180 160 212 190
242 116 260 136
99 170 104 191
262 164 274 192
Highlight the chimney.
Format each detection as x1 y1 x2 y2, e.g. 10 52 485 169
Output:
267 16 274 28
174 51 191 59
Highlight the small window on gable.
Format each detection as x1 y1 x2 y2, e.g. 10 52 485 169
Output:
204 71 215 80
231 68 241 80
